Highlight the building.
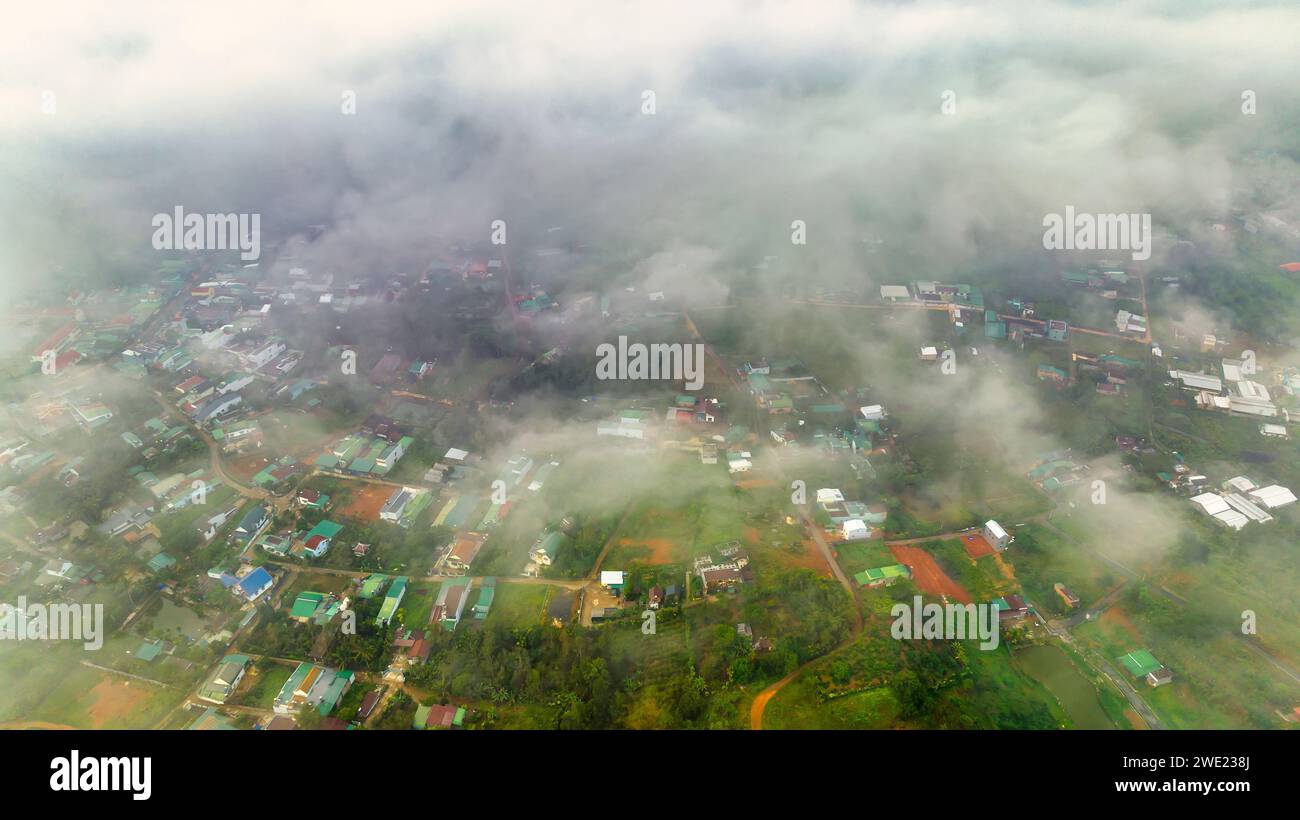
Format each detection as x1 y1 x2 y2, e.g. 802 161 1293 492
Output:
231 504 270 546
841 519 869 540
234 567 274 602
1247 484 1297 510
412 703 466 730
273 662 355 715
699 566 742 593
197 654 250 703
296 520 343 558
434 577 471 630
379 486 420 522
443 532 487 575
993 594 1031 621
983 520 1011 550
853 564 909 588
376 576 408 625
1189 492 1249 530
1117 649 1172 688
295 489 330 509
1168 369 1223 393
1053 583 1080 608
473 578 496 619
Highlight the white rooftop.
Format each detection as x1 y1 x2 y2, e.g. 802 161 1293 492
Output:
600 571 625 586
1189 492 1230 516
984 520 1008 540
1248 485 1297 509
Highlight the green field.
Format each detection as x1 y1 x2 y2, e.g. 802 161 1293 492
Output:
484 583 548 628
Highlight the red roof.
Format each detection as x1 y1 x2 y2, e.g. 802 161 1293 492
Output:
305 534 329 550
33 322 77 357
425 703 458 728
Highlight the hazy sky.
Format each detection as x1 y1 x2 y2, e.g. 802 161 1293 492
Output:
2 0 1298 302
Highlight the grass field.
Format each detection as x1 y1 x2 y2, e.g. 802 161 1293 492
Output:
485 584 549 628
400 581 440 628
236 660 294 709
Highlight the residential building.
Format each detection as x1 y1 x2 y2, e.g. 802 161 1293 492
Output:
197 654 250 703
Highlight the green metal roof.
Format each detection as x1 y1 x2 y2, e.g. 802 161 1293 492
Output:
1118 649 1163 678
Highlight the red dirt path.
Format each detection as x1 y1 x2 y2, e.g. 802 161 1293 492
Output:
889 544 971 604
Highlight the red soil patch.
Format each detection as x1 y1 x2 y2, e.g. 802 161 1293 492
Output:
735 479 776 489
961 533 996 559
339 483 393 521
1122 708 1147 730
617 537 677 564
226 454 269 483
889 544 971 604
787 539 832 576
1099 606 1142 641
86 679 150 729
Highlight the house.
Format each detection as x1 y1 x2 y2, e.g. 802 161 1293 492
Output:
983 520 1012 550
393 629 434 664
260 533 292 556
880 284 911 302
1036 364 1068 385
1118 649 1173 687
699 566 742 593
379 486 419 522
231 504 270 546
434 577 471 630
412 703 466 730
296 520 343 558
295 489 330 510
841 519 870 541
234 567 274 602
192 392 242 424
726 451 753 474
273 662 354 715
600 571 625 593
197 654 250 703
1054 583 1080 608
289 591 328 623
853 564 909 588
473 577 496 619
993 594 1031 621
526 530 565 575
376 576 408 625
357 689 382 721
443 532 487 575
858 405 885 421
647 586 664 609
